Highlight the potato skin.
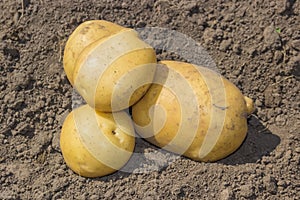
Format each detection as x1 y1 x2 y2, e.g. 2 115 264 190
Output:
73 37 156 111
63 20 125 85
60 105 135 178
132 60 253 162
64 20 157 112
200 77 248 161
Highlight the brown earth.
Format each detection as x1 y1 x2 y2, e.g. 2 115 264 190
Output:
0 0 299 199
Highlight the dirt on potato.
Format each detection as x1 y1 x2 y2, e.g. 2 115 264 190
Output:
0 0 299 199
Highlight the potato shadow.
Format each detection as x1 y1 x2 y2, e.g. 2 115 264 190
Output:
96 116 281 182
218 116 281 165
97 137 178 182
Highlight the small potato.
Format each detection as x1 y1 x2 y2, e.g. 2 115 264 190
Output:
60 104 135 178
132 60 255 162
63 20 125 85
63 20 157 112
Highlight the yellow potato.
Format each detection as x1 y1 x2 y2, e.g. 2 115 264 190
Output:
60 104 135 177
132 60 255 162
63 20 157 112
63 20 125 85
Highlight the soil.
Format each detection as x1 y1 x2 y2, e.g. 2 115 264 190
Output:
1 0 299 199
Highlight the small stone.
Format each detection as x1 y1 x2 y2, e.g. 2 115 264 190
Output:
197 18 207 27
47 117 54 125
215 28 224 40
247 46 258 58
264 87 274 107
277 180 287 187
285 150 292 161
255 99 263 107
219 39 232 52
274 51 284 64
55 168 65 176
263 175 278 194
274 150 284 159
10 70 31 90
220 188 234 200
264 84 282 108
13 12 20 24
239 184 254 198
232 43 242 54
224 13 234 22
203 28 216 44
275 114 286 126
40 113 46 121
121 2 128 8
263 25 281 49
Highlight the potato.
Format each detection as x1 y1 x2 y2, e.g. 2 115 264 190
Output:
63 20 125 85
60 104 135 178
63 20 157 112
132 60 255 162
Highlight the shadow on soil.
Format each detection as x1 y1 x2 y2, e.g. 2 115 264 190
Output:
218 116 281 165
96 138 176 182
97 116 281 181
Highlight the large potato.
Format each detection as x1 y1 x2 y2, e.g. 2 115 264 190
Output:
132 60 254 162
60 104 135 178
63 20 157 112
